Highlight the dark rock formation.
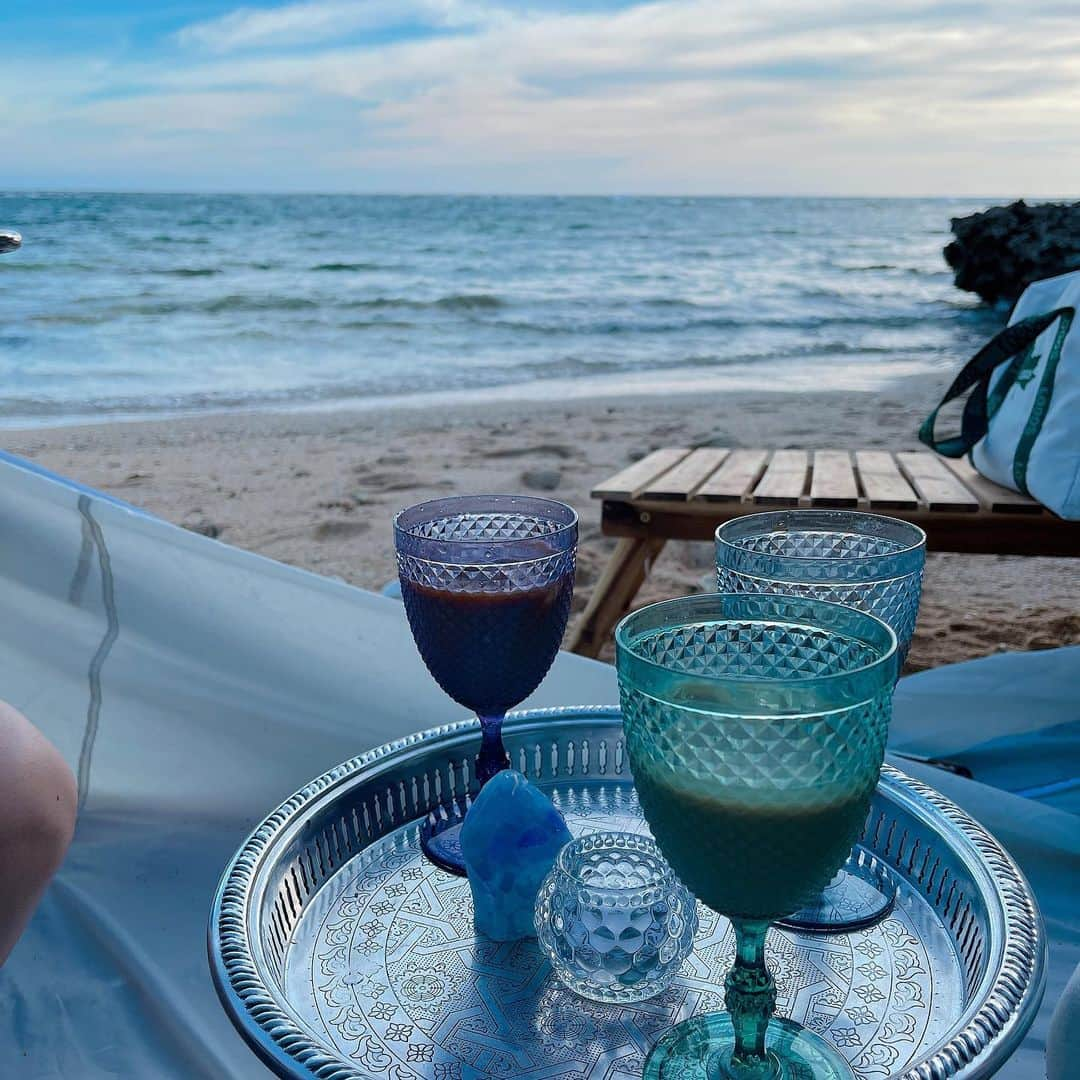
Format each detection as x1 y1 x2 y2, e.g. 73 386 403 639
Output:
944 200 1080 305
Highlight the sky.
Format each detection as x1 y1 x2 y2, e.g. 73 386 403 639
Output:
3 0 1079 195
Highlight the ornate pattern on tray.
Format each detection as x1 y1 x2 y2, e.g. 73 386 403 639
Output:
209 707 1045 1080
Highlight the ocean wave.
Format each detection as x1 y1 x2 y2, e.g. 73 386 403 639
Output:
636 297 701 309
5 261 99 273
0 344 935 427
152 234 209 245
204 295 319 314
66 295 325 319
311 261 384 272
849 264 950 278
154 267 221 277
343 293 505 311
435 293 504 310
558 342 904 373
344 297 427 310
484 312 930 336
30 313 106 325
342 319 416 329
483 315 742 335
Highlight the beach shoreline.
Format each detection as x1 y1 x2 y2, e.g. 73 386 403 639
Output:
4 383 1076 671
0 353 943 432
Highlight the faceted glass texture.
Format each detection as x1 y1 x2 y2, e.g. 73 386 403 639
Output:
615 593 898 1080
716 510 926 664
393 495 577 875
394 497 577 717
535 832 697 1004
616 595 895 921
410 512 565 543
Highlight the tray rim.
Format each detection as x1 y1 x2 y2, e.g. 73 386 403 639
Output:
208 704 1046 1080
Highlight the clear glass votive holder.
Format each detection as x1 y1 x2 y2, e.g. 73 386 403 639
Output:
534 832 698 1004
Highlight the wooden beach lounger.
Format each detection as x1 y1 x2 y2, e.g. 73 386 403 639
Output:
567 447 1080 657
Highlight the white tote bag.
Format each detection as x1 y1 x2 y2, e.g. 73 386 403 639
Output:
920 270 1079 519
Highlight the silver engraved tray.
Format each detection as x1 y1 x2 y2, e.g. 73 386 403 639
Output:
209 706 1045 1080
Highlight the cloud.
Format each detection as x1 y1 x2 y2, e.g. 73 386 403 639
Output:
83 91 294 134
176 0 489 52
6 0 1080 193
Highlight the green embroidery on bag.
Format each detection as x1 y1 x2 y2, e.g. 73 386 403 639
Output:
1012 311 1074 495
1015 351 1041 389
987 344 1032 418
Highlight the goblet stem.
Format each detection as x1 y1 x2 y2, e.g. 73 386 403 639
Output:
476 713 510 784
714 919 779 1080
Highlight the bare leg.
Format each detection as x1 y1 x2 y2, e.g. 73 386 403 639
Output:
0 702 77 965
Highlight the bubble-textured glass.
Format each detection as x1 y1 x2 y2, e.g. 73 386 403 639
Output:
395 495 577 875
535 832 697 1004
617 593 897 1080
716 510 924 934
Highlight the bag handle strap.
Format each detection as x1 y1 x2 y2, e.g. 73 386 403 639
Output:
918 307 1074 457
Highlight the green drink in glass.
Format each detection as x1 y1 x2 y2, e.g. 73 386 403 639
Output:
616 593 897 1080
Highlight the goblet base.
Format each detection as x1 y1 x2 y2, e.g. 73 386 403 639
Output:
419 797 469 876
777 854 897 934
644 1012 855 1080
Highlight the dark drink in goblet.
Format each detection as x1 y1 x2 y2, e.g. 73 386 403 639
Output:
397 578 573 718
394 495 577 875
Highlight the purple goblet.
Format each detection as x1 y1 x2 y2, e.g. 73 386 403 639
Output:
394 495 577 875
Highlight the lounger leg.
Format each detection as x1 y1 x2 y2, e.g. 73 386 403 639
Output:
567 537 666 658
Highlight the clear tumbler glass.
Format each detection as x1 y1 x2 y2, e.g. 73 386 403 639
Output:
716 510 924 932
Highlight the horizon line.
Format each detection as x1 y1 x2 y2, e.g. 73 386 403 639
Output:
3 187 1070 201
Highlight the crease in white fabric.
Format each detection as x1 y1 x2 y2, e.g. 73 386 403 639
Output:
75 495 120 813
68 509 94 607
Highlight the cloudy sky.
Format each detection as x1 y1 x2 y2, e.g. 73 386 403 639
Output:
4 0 1079 194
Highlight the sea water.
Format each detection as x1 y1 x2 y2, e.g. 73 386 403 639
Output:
0 193 1004 427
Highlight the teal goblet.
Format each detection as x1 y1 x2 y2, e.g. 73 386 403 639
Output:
616 593 897 1080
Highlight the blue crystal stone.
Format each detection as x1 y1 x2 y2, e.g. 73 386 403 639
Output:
459 770 572 941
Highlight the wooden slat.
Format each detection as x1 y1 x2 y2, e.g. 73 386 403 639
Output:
592 447 690 499
942 456 1044 514
694 449 770 502
809 450 858 507
855 451 920 510
896 452 979 513
566 537 666 656
600 499 1080 554
641 447 730 500
752 450 808 505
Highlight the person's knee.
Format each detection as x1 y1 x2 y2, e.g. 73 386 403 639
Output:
0 702 77 963
0 702 77 857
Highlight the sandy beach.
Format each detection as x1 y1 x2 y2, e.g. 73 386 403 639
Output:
5 378 1077 672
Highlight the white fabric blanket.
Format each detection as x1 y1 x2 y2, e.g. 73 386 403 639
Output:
0 452 1073 1078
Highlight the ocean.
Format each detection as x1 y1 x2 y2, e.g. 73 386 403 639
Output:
0 193 1005 427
